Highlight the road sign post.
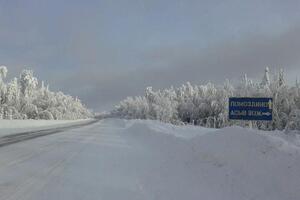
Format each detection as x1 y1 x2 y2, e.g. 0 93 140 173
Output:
229 97 273 121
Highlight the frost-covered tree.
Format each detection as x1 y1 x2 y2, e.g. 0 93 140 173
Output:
0 66 8 104
0 66 8 81
19 69 38 99
0 107 3 119
261 67 270 87
278 69 285 87
6 78 20 107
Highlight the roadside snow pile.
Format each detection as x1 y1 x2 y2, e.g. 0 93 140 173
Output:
120 119 300 200
126 119 216 139
0 119 93 137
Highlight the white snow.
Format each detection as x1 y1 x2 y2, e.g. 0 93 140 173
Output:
121 119 300 199
0 118 300 200
0 119 93 137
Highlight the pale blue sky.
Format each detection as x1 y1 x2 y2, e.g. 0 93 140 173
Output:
1 0 300 110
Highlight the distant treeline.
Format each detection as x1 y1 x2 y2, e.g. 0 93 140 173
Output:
0 66 92 120
113 67 300 131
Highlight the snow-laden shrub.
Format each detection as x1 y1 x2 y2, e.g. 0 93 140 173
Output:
21 103 38 119
286 109 300 131
114 68 300 131
38 110 54 120
115 96 149 119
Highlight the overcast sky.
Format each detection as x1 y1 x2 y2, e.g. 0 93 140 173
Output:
1 0 300 111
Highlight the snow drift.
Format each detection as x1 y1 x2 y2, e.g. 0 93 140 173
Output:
111 119 300 200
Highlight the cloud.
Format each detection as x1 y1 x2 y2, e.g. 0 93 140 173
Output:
144 26 300 83
60 26 300 111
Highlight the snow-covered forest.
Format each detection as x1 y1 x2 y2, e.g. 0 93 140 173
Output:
0 66 92 120
113 67 300 131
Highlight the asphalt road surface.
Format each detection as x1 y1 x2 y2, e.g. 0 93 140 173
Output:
0 119 164 200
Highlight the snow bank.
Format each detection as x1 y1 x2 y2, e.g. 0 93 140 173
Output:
122 119 216 139
108 119 300 200
0 119 93 137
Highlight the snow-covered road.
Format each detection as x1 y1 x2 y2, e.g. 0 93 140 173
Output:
0 119 300 200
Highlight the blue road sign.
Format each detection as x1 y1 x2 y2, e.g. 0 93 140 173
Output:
229 97 273 121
